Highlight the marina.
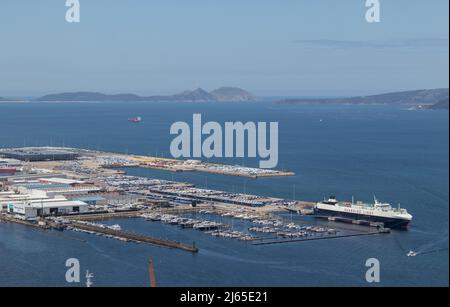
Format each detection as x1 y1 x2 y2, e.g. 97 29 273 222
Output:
0 147 317 255
138 209 384 245
0 147 411 256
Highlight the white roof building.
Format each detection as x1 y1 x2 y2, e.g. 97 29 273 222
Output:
6 200 88 219
38 177 85 185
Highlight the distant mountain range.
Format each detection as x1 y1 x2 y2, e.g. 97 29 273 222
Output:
36 87 255 102
3 88 449 109
278 88 449 107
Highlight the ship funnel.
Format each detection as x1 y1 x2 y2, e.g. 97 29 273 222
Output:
328 196 337 203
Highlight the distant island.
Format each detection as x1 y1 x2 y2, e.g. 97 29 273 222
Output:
36 87 255 102
0 97 20 102
3 88 449 110
423 97 449 110
278 88 449 108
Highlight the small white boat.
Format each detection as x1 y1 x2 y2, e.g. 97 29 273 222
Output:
108 224 122 231
407 250 417 257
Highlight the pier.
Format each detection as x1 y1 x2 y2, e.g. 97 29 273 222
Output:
64 207 215 222
65 210 151 221
252 230 386 246
0 214 51 229
128 154 295 178
70 221 199 253
0 213 198 253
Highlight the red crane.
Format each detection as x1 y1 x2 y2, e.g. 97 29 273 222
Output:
149 258 156 287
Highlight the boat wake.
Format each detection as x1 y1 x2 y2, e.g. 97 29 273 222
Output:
416 247 449 256
394 228 449 257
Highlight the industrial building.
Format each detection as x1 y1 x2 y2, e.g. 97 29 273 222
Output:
16 184 102 197
0 175 99 219
0 158 22 167
0 188 89 219
70 195 107 206
5 200 89 219
0 147 79 162
8 176 103 198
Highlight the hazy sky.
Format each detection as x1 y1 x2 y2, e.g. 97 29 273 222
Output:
0 0 448 97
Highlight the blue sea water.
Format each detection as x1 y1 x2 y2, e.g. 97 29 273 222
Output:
0 101 448 287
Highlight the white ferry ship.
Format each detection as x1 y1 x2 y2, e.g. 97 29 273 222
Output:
315 196 413 229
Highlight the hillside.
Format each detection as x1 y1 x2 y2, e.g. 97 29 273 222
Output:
425 98 449 110
210 87 255 101
37 92 142 102
37 87 255 102
278 88 449 106
0 96 19 102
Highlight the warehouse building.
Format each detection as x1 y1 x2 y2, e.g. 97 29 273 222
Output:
1 184 90 219
70 195 107 206
6 200 89 219
0 189 88 218
0 148 79 162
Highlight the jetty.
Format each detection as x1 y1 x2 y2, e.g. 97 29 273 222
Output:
70 221 198 253
0 214 198 253
252 230 387 246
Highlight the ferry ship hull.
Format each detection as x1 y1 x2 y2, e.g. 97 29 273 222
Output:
315 208 411 229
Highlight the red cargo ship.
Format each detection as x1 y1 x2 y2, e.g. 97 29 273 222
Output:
0 168 17 173
128 117 142 123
